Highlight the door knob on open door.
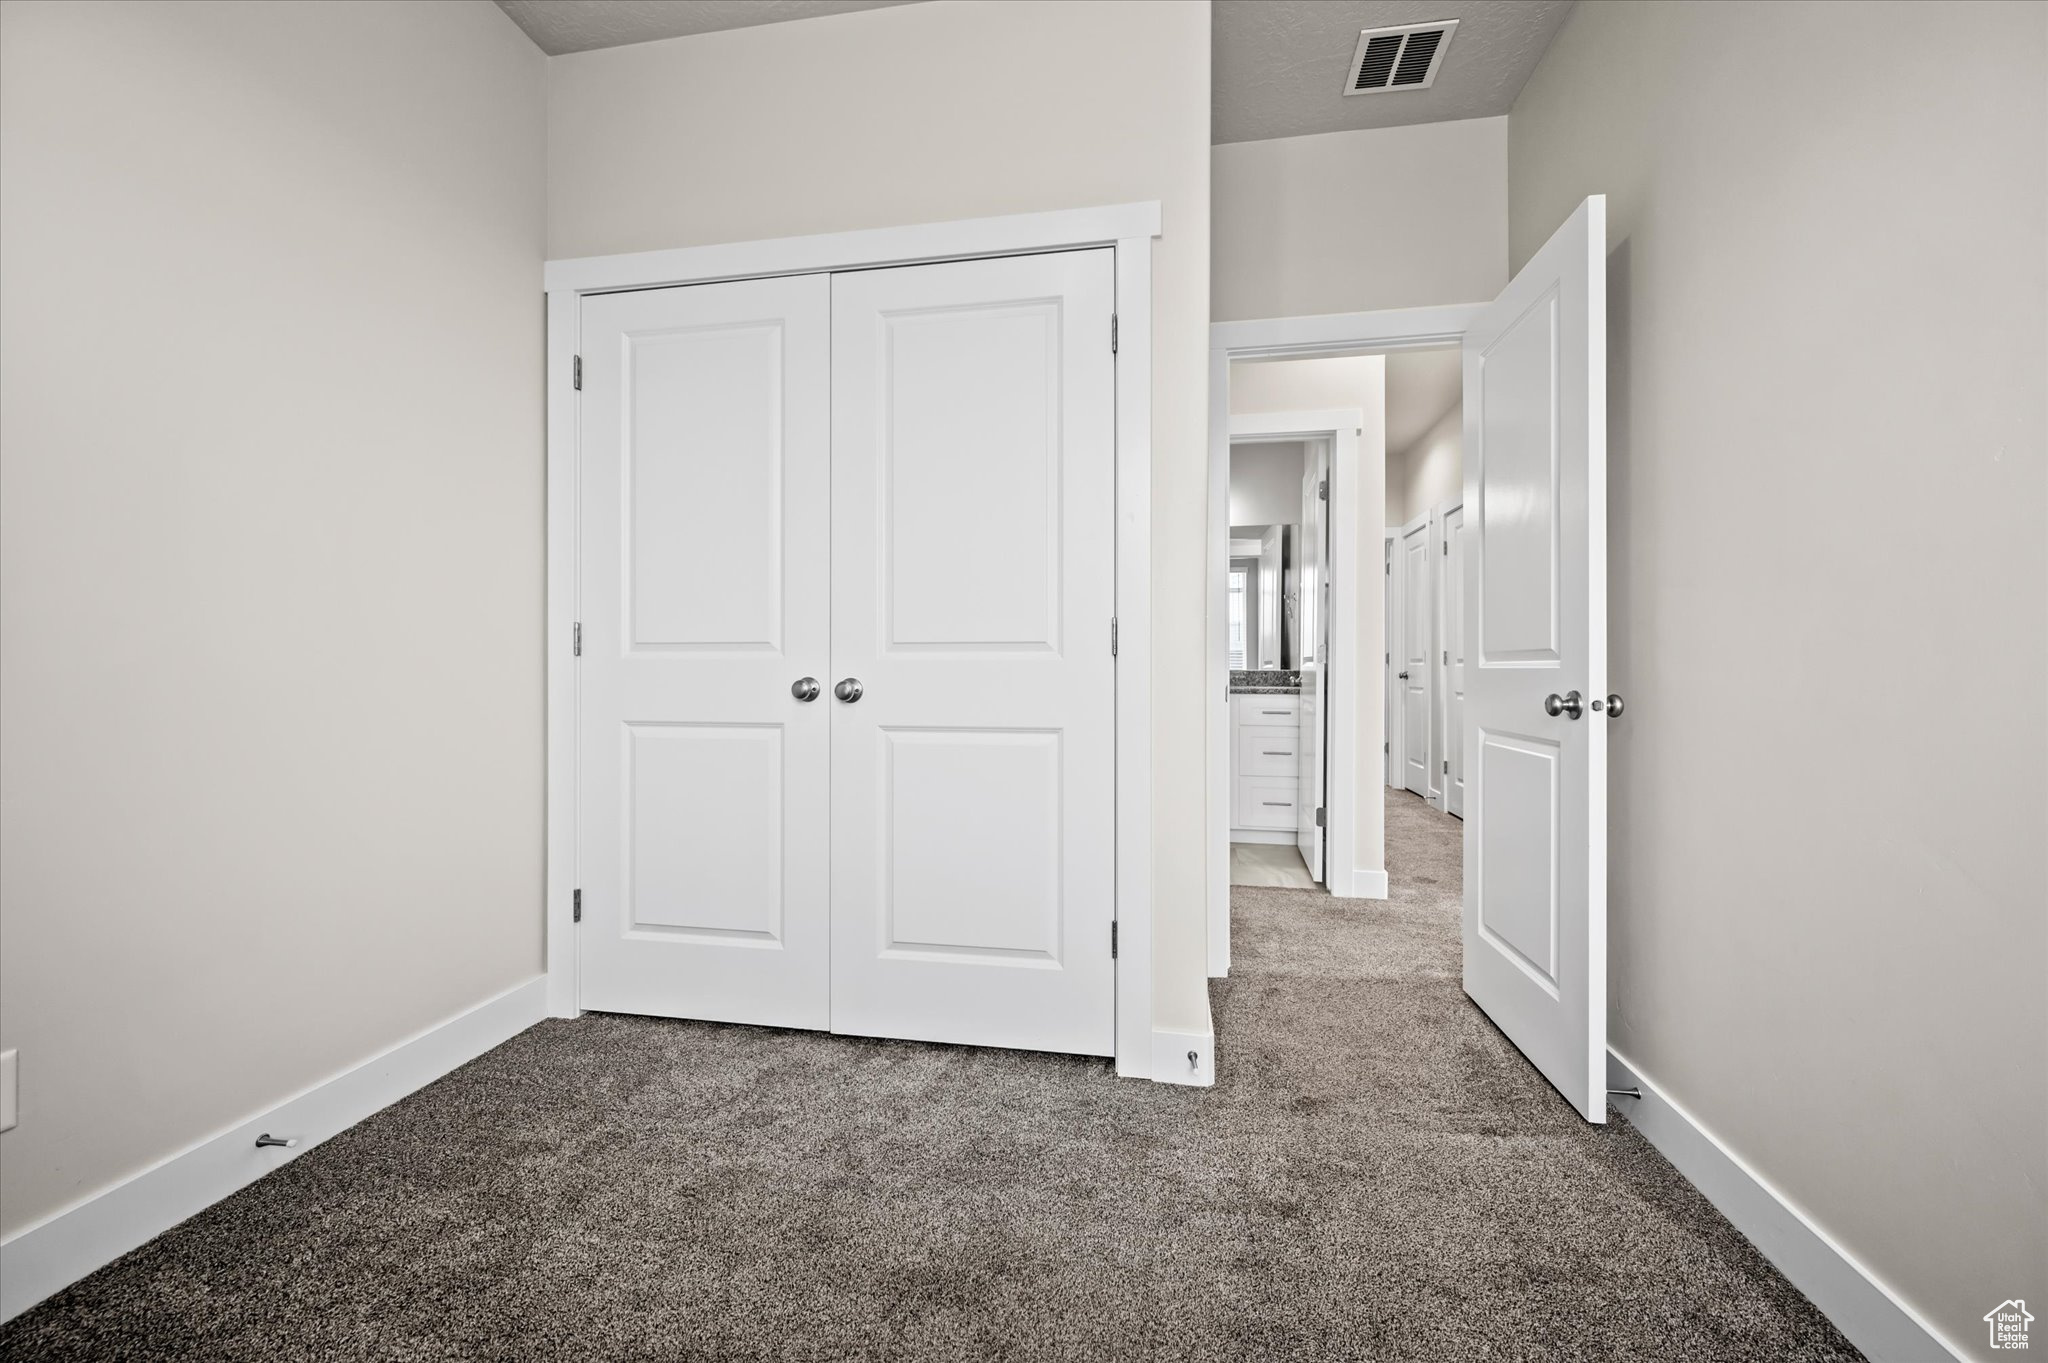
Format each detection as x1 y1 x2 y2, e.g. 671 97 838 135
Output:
791 677 821 702
1543 690 1584 720
834 678 864 703
1592 693 1624 718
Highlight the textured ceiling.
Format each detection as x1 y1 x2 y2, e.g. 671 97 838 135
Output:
1386 348 1462 456
495 0 921 56
1214 0 1576 143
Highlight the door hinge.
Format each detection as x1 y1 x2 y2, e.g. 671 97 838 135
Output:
1318 479 1328 501
1315 806 1325 828
1384 741 1390 753
1110 617 1118 657
1443 649 1448 665
1111 921 1118 958
1443 759 1449 775
572 355 582 391
1385 559 1391 575
572 889 582 923
1111 314 1118 355
1443 540 1448 554
573 622 582 656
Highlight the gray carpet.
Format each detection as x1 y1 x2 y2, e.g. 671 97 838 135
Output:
1 790 1858 1361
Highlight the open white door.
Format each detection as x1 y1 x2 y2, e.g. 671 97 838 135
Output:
1438 501 1468 817
1397 513 1433 798
1461 195 1608 1122
1297 441 1329 879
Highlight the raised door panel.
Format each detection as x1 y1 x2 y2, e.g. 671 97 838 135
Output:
830 250 1116 1057
577 274 832 1030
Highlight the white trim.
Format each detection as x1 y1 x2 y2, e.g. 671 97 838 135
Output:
545 202 1161 295
1151 1026 1216 1087
1606 1051 1963 1363
1334 867 1389 899
544 292 580 1020
1111 233 1157 1080
1228 827 1297 846
1209 305 1484 977
544 204 1162 1080
0 978 546 1323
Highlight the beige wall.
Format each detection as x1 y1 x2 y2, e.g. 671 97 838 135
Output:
1229 358 1387 885
1510 3 2048 1355
0 0 546 1236
547 0 1214 1034
1229 441 1307 528
1387 404 1462 527
1213 118 1507 323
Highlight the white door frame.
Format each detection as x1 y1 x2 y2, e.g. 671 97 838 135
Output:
544 202 1161 1080
1208 306 1483 976
1434 496 1465 816
1395 508 1437 802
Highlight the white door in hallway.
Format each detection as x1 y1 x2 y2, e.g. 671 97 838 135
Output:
828 250 1118 1057
1439 501 1467 817
576 275 833 1028
1398 513 1434 799
1461 195 1609 1123
1297 439 1329 880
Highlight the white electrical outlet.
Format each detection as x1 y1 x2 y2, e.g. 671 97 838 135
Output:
0 1049 16 1132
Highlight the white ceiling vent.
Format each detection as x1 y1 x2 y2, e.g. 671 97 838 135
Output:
1343 20 1458 96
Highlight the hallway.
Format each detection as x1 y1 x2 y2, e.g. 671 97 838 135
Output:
1 791 1857 1362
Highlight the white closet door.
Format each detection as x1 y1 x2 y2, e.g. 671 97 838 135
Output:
1461 195 1608 1122
1440 502 1468 817
829 250 1117 1057
576 275 832 1028
1398 513 1434 798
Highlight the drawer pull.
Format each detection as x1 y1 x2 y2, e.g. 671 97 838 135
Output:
1262 801 1292 807
1260 710 1291 716
1261 750 1293 756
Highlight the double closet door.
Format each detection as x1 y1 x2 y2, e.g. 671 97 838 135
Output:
574 250 1117 1058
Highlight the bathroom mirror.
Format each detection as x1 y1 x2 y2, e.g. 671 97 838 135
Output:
1227 523 1304 670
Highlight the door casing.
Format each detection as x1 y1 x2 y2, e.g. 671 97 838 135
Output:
1207 308 1482 978
543 203 1167 1081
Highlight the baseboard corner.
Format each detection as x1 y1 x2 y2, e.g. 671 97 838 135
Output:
0 975 547 1323
1338 867 1388 900
1151 1026 1216 1087
1605 1049 1964 1363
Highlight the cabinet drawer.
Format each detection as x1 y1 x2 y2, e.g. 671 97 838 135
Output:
1234 694 1300 728
1235 776 1300 829
1236 724 1301 777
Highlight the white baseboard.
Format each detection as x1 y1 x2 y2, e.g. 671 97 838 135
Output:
0 976 547 1323
1228 828 1295 846
1606 1050 1962 1363
1151 1026 1216 1086
1330 867 1388 899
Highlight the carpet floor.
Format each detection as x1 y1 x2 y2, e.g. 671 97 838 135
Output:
1 791 1858 1361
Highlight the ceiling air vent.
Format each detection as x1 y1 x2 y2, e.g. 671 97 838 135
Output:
1344 20 1458 96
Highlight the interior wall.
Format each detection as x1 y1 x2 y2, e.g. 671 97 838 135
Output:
1387 404 1463 527
1228 358 1387 887
1229 441 1307 528
1509 3 2048 1355
1213 118 1507 323
0 0 547 1238
545 0 1214 1035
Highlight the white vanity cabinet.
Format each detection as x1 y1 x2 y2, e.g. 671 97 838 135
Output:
1230 693 1301 836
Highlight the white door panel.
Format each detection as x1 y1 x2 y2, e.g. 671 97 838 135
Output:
829 250 1117 1057
1399 514 1433 798
1441 503 1468 817
577 275 833 1028
1462 195 1607 1123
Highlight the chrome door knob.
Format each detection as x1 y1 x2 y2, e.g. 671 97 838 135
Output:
1592 693 1624 718
1543 690 1584 720
791 677 821 702
834 678 864 703
1397 671 1410 680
